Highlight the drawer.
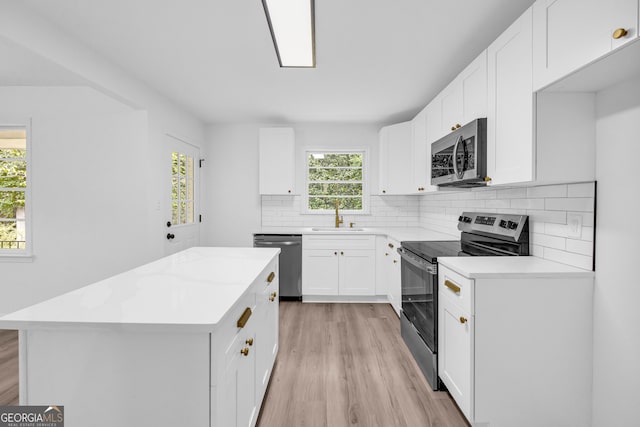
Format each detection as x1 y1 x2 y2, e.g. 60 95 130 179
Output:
303 234 376 250
439 265 474 314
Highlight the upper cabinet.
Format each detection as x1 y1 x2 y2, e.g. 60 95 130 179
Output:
411 106 437 193
532 0 638 91
430 51 488 143
378 121 414 195
258 128 295 195
486 7 534 186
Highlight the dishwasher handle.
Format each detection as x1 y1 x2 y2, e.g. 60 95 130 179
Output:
254 241 301 246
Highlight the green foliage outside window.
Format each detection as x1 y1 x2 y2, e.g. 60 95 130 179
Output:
307 152 364 211
0 146 27 249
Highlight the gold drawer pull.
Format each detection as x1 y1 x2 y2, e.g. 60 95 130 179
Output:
444 280 461 294
267 272 276 283
613 28 628 39
388 243 394 249
237 307 252 328
240 348 249 356
246 338 254 346
269 292 277 302
460 317 468 324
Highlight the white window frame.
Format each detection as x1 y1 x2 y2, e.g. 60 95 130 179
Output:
302 148 370 215
0 118 33 260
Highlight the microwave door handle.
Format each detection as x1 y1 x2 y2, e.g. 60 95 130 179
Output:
452 135 463 179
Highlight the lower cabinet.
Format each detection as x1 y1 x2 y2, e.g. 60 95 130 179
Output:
213 260 279 427
302 235 376 297
438 264 593 427
376 236 401 315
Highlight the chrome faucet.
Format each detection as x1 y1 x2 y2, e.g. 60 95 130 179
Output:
334 199 343 228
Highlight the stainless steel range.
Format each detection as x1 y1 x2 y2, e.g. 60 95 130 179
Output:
397 212 530 390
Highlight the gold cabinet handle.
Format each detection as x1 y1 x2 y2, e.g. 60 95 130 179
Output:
444 280 461 294
393 260 398 263
418 187 425 191
246 338 254 346
388 243 394 249
484 176 492 182
459 317 468 324
613 28 629 39
451 126 456 131
240 348 249 356
267 272 276 283
340 251 344 255
237 307 252 328
385 252 389 256
269 291 277 302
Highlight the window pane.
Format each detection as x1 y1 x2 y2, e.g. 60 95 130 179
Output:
179 154 186 177
308 153 362 168
308 168 362 181
309 183 362 196
0 220 26 249
180 202 187 225
0 190 25 219
171 152 179 175
308 197 362 210
179 177 187 200
0 160 27 188
0 149 26 159
172 202 179 224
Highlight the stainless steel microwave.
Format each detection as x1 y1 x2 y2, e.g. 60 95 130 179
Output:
431 118 487 187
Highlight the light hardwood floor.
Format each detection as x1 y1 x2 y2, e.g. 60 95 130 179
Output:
0 303 469 426
257 302 469 427
0 329 18 406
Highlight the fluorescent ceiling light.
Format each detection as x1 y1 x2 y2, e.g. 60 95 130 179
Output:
262 0 316 68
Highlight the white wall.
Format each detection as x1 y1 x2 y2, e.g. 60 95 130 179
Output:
201 123 379 246
591 75 640 427
0 87 146 314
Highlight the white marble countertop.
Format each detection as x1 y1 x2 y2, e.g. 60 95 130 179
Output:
0 247 280 332
438 256 594 279
255 226 458 242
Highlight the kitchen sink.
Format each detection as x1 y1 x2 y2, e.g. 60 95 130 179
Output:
311 227 365 232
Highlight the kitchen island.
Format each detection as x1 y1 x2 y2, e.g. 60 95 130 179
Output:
0 247 280 427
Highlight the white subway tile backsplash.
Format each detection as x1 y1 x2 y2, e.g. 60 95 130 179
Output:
261 182 596 270
566 239 594 256
545 197 594 212
568 182 596 198
526 184 567 198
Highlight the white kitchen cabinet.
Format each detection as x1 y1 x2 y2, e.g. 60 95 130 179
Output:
302 235 376 297
411 107 437 193
259 127 295 195
437 261 593 427
430 50 488 143
486 7 534 186
375 236 401 315
255 269 279 404
532 0 638 91
378 121 414 195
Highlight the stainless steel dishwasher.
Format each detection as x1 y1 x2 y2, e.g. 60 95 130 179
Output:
253 234 302 300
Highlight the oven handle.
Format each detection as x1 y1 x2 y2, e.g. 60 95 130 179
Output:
397 247 437 275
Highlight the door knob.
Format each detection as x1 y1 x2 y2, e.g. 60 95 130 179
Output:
166 233 175 240
459 317 468 324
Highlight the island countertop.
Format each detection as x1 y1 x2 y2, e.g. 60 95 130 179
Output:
0 247 280 332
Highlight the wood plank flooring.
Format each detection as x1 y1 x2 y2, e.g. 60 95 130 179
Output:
0 329 18 406
0 303 469 427
257 302 469 427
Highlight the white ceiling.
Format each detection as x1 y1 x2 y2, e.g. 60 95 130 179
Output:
10 0 535 125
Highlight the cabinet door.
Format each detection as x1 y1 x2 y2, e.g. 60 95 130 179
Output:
389 246 401 316
411 107 437 193
302 249 339 295
487 7 534 186
255 280 278 404
259 128 295 195
532 0 638 91
439 293 473 422
425 93 445 144
441 80 463 135
220 331 257 427
461 50 488 124
339 249 376 295
379 121 413 195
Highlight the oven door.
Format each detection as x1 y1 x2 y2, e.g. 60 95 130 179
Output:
398 247 438 352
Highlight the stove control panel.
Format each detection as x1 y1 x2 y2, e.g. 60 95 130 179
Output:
458 212 528 240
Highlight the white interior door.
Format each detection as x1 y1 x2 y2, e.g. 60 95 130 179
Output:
164 134 200 255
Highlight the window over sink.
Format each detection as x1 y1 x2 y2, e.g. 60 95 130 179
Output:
304 150 368 214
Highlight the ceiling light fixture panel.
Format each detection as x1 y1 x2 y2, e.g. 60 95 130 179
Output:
262 0 316 68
